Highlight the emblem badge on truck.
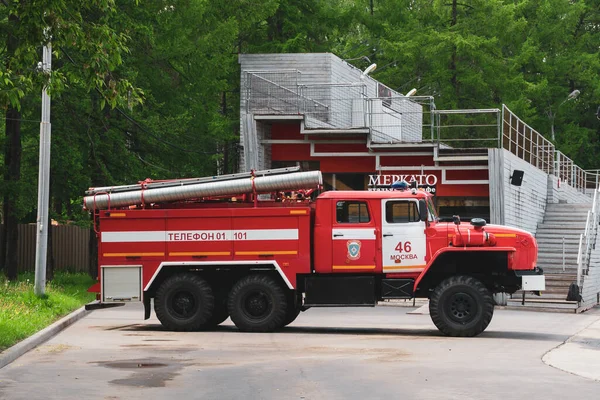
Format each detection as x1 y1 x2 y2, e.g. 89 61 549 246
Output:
347 240 362 260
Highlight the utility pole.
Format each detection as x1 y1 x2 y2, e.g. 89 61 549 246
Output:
34 39 51 297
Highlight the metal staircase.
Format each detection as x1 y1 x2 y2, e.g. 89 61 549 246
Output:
507 202 592 312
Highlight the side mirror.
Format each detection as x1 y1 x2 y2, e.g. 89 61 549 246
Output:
418 199 428 222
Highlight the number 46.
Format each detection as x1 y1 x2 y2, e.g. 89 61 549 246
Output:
395 241 412 253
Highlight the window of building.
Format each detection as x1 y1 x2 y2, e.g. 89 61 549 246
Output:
385 200 420 223
336 201 370 223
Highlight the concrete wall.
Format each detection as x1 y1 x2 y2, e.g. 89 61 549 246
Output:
547 175 591 204
581 234 600 310
488 149 548 234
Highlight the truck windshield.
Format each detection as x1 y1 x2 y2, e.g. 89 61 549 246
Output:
427 198 438 222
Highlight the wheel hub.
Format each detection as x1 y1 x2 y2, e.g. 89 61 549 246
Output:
170 291 196 318
244 291 272 319
446 292 476 323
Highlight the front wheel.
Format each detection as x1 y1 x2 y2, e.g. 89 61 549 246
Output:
228 275 287 332
429 275 494 337
281 292 302 328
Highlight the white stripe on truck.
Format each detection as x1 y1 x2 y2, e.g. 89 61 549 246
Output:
101 229 299 243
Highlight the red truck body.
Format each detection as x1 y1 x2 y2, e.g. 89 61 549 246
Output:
87 169 545 337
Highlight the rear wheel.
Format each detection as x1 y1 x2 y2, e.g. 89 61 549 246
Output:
429 275 494 337
228 275 287 332
154 274 214 331
201 295 229 329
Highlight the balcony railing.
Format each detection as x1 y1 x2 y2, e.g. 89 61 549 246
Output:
243 71 600 192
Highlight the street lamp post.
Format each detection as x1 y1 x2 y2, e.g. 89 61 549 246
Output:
549 89 580 141
34 39 52 297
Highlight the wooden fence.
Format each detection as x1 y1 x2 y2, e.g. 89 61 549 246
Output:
0 224 90 273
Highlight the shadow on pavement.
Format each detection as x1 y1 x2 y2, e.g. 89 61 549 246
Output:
115 323 569 342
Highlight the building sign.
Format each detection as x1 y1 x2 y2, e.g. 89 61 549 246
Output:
368 174 437 194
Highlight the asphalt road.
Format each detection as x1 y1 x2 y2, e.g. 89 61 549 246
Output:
1 304 599 400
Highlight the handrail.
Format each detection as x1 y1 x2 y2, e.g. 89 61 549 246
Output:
577 233 584 287
562 237 566 272
577 185 600 289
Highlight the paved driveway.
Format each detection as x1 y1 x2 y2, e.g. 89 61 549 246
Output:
1 304 599 400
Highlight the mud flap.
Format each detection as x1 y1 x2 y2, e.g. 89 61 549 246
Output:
144 293 152 320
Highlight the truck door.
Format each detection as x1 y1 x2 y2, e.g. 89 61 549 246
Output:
331 200 377 272
381 199 427 274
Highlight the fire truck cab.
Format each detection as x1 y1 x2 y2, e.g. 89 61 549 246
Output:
86 168 545 337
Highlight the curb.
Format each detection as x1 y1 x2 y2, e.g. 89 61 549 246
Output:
0 306 92 369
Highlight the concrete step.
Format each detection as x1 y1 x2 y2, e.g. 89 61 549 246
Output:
535 240 581 247
505 304 578 313
544 209 590 213
543 214 590 220
537 257 578 264
512 293 567 300
537 260 578 267
546 272 577 278
539 268 579 275
546 203 592 210
536 224 586 231
537 228 586 233
506 298 579 310
544 209 591 214
537 251 583 257
544 274 577 282
538 254 578 260
524 287 569 294
536 245 581 252
535 233 583 240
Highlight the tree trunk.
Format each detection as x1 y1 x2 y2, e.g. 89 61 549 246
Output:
3 106 22 281
2 8 22 281
449 0 459 103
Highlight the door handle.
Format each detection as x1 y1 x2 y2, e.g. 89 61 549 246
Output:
382 233 393 237
333 233 344 237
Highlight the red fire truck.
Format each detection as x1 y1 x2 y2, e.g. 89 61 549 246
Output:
85 167 545 337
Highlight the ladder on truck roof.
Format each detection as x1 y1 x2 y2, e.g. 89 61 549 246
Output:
85 166 302 195
83 167 322 210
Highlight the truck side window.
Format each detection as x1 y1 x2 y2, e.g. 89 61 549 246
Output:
386 201 420 223
336 201 370 223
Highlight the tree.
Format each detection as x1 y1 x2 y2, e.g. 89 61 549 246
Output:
0 0 140 279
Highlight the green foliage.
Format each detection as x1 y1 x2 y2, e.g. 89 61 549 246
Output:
0 272 95 351
341 0 600 168
1 0 600 228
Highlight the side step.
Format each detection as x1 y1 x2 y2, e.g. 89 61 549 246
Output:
85 300 125 311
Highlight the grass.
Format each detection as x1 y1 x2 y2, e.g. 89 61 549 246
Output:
0 272 95 351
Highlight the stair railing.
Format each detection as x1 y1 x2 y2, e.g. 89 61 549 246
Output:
576 185 600 288
562 237 566 272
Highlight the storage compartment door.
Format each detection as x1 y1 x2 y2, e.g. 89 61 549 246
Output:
102 266 142 302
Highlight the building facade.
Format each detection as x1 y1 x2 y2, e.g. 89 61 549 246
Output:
239 53 593 234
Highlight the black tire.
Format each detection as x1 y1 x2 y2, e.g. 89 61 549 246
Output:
429 275 494 337
201 297 230 329
282 304 301 327
154 274 214 331
281 292 302 328
228 275 287 332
